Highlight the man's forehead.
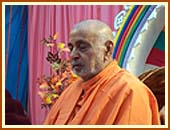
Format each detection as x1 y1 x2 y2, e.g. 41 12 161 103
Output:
69 28 98 38
69 28 98 40
68 34 96 46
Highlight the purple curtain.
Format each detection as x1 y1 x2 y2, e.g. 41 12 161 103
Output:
28 5 124 125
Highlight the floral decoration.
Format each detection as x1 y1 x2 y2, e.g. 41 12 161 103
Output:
37 32 78 108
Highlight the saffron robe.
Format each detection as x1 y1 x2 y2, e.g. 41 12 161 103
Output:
44 60 160 125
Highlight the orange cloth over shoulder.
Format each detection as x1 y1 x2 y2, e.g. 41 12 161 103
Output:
44 60 160 125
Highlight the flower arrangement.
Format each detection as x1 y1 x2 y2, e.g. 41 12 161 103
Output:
37 32 78 108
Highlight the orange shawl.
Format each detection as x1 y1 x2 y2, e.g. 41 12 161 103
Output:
44 60 160 125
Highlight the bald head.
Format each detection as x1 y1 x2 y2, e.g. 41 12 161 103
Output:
70 19 114 45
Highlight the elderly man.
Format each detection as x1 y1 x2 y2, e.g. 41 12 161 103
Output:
44 19 160 125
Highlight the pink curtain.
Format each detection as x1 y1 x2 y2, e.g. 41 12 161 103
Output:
28 5 123 125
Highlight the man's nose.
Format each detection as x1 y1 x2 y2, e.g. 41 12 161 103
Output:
70 49 80 60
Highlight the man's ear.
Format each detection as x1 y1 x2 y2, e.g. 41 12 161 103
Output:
103 40 114 62
105 40 114 55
